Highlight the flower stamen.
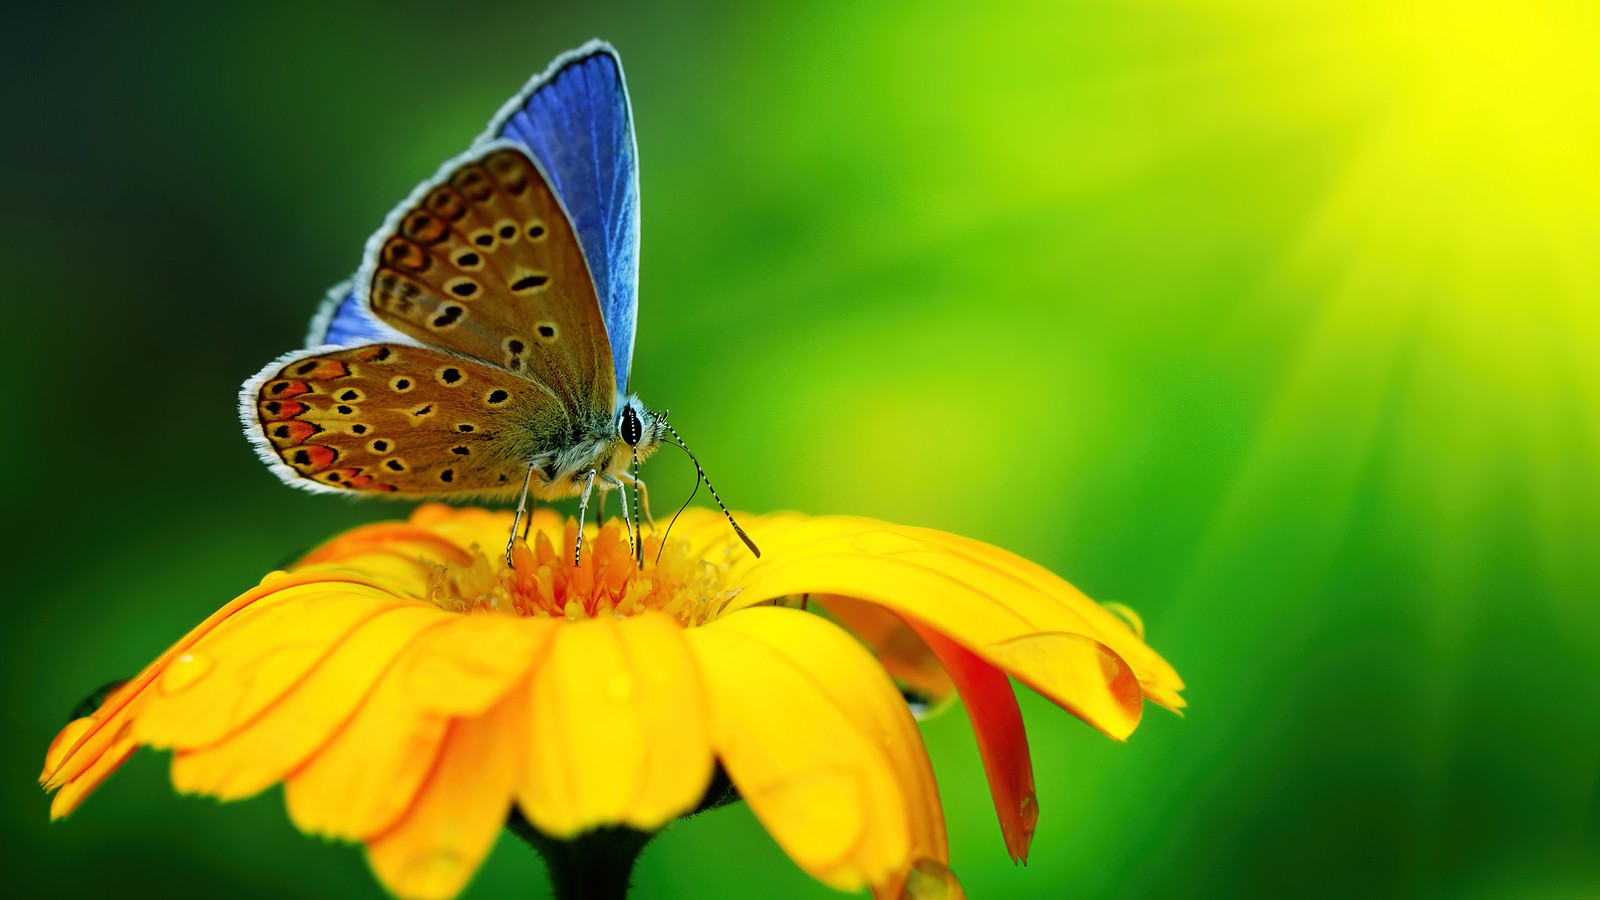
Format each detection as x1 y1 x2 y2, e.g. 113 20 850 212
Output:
424 519 740 627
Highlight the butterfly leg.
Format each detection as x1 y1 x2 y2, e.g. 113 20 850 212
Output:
600 473 636 560
614 468 655 529
505 460 538 568
573 469 598 566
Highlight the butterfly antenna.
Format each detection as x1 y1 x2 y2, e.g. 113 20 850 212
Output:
631 447 644 565
656 454 700 567
660 422 761 558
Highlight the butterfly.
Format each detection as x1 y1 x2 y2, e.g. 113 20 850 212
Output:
240 41 756 565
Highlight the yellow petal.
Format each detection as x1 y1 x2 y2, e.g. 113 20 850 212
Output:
411 504 563 558
295 554 444 597
517 611 713 836
909 524 1184 709
820 596 954 706
49 736 139 820
133 584 417 750
687 607 942 893
285 618 547 841
169 606 449 799
42 718 94 782
725 520 1164 738
297 521 474 570
402 615 554 717
986 631 1144 739
364 688 521 900
43 570 392 791
731 515 1180 700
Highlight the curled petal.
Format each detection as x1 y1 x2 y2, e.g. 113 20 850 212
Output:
724 520 1165 738
984 631 1143 739
49 734 139 821
42 717 95 785
688 607 946 894
293 506 559 597
517 611 714 836
821 597 954 706
908 526 1183 711
298 521 476 570
914 625 1037 864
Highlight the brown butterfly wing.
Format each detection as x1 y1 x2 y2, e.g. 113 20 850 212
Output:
247 343 570 497
366 144 615 418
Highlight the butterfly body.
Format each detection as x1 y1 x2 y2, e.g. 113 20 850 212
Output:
532 392 664 501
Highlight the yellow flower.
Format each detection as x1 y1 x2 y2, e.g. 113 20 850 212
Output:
41 505 1184 899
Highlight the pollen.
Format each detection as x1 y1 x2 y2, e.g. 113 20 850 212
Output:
425 519 740 626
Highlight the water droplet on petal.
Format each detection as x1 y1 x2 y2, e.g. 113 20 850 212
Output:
901 857 964 899
159 652 213 695
900 685 939 720
1018 792 1039 833
399 849 469 895
1099 601 1146 640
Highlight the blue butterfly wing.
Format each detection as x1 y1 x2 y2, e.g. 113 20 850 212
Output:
304 280 406 348
483 40 640 392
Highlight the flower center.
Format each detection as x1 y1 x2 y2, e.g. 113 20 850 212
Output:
425 519 740 626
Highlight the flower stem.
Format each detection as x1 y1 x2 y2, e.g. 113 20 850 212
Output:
509 813 652 900
505 766 741 899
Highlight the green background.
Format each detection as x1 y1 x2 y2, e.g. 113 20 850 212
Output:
5 1 1597 897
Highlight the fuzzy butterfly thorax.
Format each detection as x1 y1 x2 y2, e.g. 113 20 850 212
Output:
536 395 665 501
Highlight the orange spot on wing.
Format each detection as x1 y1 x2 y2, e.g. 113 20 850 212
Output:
273 421 321 445
266 380 311 398
291 360 351 380
260 400 308 421
295 446 339 473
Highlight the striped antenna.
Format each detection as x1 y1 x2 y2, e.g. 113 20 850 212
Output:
660 422 760 558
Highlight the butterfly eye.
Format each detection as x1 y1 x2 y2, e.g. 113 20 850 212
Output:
621 406 642 447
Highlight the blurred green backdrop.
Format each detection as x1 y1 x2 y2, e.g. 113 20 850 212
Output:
5 0 1597 897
